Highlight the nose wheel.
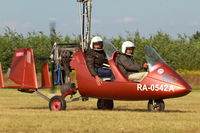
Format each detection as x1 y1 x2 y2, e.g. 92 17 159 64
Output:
148 99 165 112
97 99 114 110
49 96 66 111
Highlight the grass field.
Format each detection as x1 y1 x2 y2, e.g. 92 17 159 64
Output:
0 89 200 133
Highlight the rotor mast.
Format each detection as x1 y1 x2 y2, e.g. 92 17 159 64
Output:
77 0 92 51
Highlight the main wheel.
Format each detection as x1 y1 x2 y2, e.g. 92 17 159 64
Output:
97 99 114 110
49 96 66 111
148 99 165 112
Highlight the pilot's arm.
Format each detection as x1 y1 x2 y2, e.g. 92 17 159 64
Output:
86 54 103 86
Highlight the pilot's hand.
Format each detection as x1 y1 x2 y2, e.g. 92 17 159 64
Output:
143 63 148 69
95 75 103 86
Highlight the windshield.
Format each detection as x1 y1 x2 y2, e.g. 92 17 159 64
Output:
144 45 166 71
102 41 166 72
103 40 118 59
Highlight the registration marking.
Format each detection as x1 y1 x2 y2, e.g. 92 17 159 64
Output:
137 84 175 92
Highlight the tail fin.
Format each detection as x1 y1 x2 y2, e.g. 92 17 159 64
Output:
41 63 51 88
0 63 4 88
9 48 38 88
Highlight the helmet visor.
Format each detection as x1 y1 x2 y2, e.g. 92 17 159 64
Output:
126 47 135 51
93 41 103 49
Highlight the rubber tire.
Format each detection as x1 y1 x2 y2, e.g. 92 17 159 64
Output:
148 99 165 112
97 99 114 110
49 96 66 111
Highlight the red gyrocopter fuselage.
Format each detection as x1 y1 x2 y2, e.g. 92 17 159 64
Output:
70 41 191 101
0 41 192 111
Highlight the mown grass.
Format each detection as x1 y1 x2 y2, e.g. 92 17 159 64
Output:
0 89 200 133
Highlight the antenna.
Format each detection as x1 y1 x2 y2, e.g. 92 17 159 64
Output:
77 0 92 51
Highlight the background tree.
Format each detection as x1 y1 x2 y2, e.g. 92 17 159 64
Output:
0 28 200 72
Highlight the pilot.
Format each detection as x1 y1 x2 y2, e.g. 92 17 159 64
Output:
116 41 148 82
86 36 113 86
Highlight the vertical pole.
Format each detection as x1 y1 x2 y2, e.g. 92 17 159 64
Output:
82 2 85 51
86 0 92 50
77 0 92 51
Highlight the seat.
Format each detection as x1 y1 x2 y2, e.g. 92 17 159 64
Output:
108 51 129 82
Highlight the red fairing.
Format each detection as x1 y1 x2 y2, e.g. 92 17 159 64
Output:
9 48 38 89
41 63 51 88
138 62 191 99
70 50 191 100
0 63 4 88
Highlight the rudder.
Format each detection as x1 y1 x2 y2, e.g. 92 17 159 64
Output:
9 48 38 88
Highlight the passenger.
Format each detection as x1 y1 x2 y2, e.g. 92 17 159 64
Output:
116 41 148 82
86 36 113 86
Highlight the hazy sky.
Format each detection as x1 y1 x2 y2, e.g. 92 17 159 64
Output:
0 0 200 38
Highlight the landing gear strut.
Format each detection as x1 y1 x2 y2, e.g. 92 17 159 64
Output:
97 99 114 110
148 99 165 112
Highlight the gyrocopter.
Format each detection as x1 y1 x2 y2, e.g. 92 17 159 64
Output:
0 0 191 111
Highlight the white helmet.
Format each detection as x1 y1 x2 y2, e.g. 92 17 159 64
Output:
90 36 103 50
121 41 135 55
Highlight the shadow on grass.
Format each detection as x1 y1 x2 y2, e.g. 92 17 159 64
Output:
10 106 192 113
10 106 48 110
66 107 192 113
152 109 190 113
112 108 191 113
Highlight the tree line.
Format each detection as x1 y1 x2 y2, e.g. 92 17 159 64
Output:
0 27 200 72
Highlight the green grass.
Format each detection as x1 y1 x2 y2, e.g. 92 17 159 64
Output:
0 89 200 133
